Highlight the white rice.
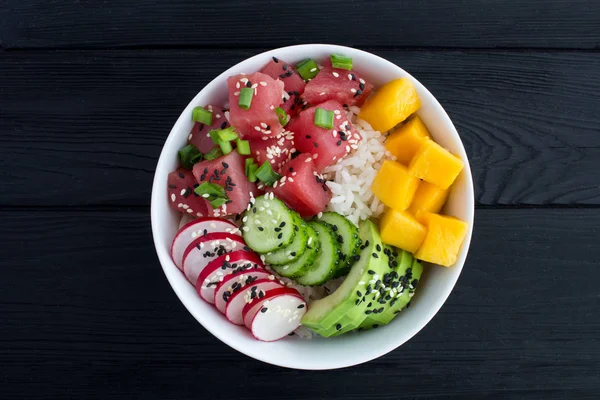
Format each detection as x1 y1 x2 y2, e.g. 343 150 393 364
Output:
323 106 396 226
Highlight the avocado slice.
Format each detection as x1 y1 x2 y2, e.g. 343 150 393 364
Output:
358 249 423 329
301 219 390 336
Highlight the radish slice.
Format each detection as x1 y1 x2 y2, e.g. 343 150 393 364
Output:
224 279 284 325
213 270 273 313
243 287 307 341
196 250 264 304
242 286 303 329
182 233 246 285
171 218 240 270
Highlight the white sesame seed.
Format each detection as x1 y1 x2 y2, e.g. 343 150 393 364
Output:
242 216 248 223
191 231 198 238
170 194 176 202
283 265 289 270
310 67 317 72
270 105 275 110
188 133 192 141
254 126 261 131
234 91 240 96
182 204 189 209
305 157 312 163
260 81 267 86
313 153 319 159
259 207 265 211
359 78 365 84
216 114 221 118
187 209 193 213
236 82 240 89
271 219 277 224
240 78 248 83
180 189 186 196
350 88 357 93
359 281 365 285
196 212 202 217
332 72 339 77
251 83 258 89
273 181 278 188
307 237 312 245
333 109 341 114
351 144 358 150
202 193 209 198
267 209 273 215
319 92 325 96
336 115 341 120
346 145 350 152
288 177 294 182
260 122 267 128
225 255 230 261
242 226 250 232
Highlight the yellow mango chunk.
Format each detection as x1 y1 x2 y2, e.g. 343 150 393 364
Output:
409 181 449 215
415 212 468 267
359 78 421 133
371 160 420 211
380 209 427 253
385 116 431 165
409 140 464 189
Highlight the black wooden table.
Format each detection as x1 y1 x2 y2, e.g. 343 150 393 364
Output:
1 1 599 398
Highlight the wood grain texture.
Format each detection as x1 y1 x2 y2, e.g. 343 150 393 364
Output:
0 209 599 399
1 49 599 206
2 0 600 49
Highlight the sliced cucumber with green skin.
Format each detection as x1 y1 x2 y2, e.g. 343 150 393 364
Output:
318 212 362 277
271 224 321 279
296 221 341 286
264 216 308 266
242 195 299 253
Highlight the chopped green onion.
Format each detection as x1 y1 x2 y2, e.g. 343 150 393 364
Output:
178 144 202 170
275 107 289 126
314 107 334 129
248 163 258 183
209 127 238 144
255 161 281 186
204 147 223 160
194 182 226 199
210 198 228 209
330 54 353 70
238 87 254 110
236 139 251 155
296 58 319 81
245 157 255 176
219 140 233 155
192 106 213 125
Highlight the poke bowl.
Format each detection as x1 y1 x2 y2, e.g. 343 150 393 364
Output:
151 44 474 370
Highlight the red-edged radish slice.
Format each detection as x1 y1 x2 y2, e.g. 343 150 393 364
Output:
224 279 283 325
243 288 307 341
182 233 245 285
242 286 302 329
213 270 273 313
171 218 240 270
196 250 264 304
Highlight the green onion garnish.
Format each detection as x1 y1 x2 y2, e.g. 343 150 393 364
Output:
275 107 289 126
247 163 258 183
204 147 223 160
238 87 254 110
178 144 203 170
296 58 319 81
314 107 334 129
255 161 281 186
194 182 226 199
236 139 251 155
192 106 213 125
330 54 353 70
209 127 238 144
209 197 228 209
245 158 255 176
219 140 233 155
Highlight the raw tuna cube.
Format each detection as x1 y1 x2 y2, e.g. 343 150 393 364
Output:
286 100 362 171
188 105 229 153
192 151 257 216
302 60 373 107
168 168 210 217
227 72 284 140
248 130 297 172
268 153 332 217
260 57 306 117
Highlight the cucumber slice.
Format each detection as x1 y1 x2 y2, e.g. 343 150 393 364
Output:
271 224 320 279
264 216 309 265
296 221 341 286
242 195 299 253
317 212 362 277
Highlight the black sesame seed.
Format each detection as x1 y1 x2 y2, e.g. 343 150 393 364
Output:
220 121 227 129
261 307 268 313
372 253 379 258
336 324 342 331
258 226 264 232
279 221 286 227
297 304 305 309
367 302 372 307
283 63 288 70
368 270 375 275
294 225 299 231
356 290 362 297
290 252 296 256
372 324 379 329
279 73 287 79
253 207 257 214
246 81 252 88
169 184 176 189
353 255 361 261
336 140 342 146
313 142 319 148
277 233 283 239
376 244 382 252
274 227 281 232
365 310 372 315
178 172 184 178
273 56 279 63
337 235 344 243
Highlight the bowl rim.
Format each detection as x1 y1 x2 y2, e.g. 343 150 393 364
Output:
151 44 475 370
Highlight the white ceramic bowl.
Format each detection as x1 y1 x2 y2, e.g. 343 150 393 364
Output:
151 44 474 370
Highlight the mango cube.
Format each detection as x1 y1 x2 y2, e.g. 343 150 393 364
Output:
380 209 427 253
409 140 464 189
385 116 431 165
371 160 420 211
359 78 421 133
409 181 449 215
415 212 468 267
